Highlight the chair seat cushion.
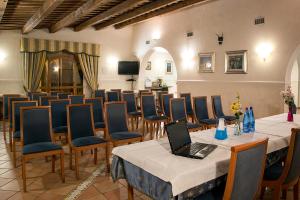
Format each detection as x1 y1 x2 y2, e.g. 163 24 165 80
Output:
145 115 168 121
13 131 20 139
23 142 62 155
95 122 105 129
53 126 68 133
186 122 201 130
264 161 284 181
199 119 218 125
111 131 142 140
128 111 141 116
72 136 106 147
223 116 236 122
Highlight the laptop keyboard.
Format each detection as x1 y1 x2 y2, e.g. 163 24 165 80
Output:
189 143 207 155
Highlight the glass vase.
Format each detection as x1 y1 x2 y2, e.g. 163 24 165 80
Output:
287 106 294 122
234 117 241 136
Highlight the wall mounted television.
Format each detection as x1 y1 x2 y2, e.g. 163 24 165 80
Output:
118 61 140 75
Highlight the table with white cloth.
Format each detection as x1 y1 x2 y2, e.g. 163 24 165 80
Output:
111 114 300 200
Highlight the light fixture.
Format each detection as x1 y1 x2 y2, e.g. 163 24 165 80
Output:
152 30 161 40
53 65 59 72
181 48 195 69
256 42 273 61
153 47 168 53
0 50 7 62
107 55 119 66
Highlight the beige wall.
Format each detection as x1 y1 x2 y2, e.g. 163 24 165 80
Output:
131 0 300 117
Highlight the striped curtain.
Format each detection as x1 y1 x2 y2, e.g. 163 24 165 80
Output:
77 53 99 91
22 51 47 92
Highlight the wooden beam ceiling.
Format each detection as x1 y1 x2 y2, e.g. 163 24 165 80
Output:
22 0 64 34
0 0 8 22
94 0 180 30
74 0 148 32
114 0 211 29
50 0 111 33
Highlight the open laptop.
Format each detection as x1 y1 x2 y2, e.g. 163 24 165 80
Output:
165 121 217 159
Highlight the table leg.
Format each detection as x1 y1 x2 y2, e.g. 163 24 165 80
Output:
128 184 134 200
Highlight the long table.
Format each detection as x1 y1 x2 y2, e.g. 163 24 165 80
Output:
111 114 299 200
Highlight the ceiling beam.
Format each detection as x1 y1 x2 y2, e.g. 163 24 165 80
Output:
0 0 8 22
22 0 64 34
114 0 213 29
94 0 180 30
74 0 147 32
50 0 110 33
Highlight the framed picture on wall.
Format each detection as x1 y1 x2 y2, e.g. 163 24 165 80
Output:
225 50 247 74
146 61 151 70
165 60 173 74
198 52 215 73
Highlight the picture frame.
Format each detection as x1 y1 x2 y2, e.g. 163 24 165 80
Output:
198 52 215 73
165 60 173 74
146 61 151 70
225 50 247 74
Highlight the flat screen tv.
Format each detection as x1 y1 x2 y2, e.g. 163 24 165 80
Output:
118 61 140 75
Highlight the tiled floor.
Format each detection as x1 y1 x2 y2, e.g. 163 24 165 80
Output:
0 121 299 200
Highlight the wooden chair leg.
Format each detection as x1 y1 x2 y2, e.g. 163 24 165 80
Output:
52 155 56 173
294 181 299 200
128 184 134 200
9 128 12 152
60 152 65 183
282 189 287 199
142 121 145 137
12 140 17 168
136 116 139 129
69 146 73 170
273 187 281 200
156 122 159 139
94 148 97 165
2 120 6 142
150 122 153 140
260 186 266 199
22 157 27 192
75 151 79 179
131 117 134 131
105 143 110 173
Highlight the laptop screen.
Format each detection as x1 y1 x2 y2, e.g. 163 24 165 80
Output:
165 121 192 153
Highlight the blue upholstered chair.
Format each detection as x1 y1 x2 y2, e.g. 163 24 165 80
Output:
68 95 84 104
123 90 134 94
111 89 121 100
84 98 106 133
141 95 168 139
170 98 201 132
67 104 109 179
196 139 268 200
162 94 173 119
104 102 142 146
261 128 300 200
180 93 194 121
122 93 141 131
95 89 106 102
2 94 20 142
107 91 119 102
193 96 218 129
40 96 58 106
31 92 48 103
20 106 64 192
12 101 38 167
49 91 60 96
8 96 29 150
157 91 168 113
57 92 70 99
49 99 70 141
211 95 236 123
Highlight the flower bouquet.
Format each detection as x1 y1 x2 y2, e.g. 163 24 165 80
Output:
280 86 295 121
231 94 243 135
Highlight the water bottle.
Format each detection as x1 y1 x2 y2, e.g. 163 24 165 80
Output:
243 107 250 133
249 107 255 132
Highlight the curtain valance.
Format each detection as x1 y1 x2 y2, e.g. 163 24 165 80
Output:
20 37 100 57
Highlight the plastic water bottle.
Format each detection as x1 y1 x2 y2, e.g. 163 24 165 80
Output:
249 107 255 132
243 107 250 133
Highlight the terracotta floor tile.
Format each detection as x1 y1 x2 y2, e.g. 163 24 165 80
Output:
77 186 102 200
7 191 39 200
0 170 18 179
93 178 121 193
0 178 13 187
1 180 21 191
0 190 16 199
35 192 65 200
0 162 13 169
103 186 128 200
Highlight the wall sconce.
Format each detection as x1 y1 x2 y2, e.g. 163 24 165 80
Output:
216 33 224 45
107 55 119 66
53 65 59 72
181 48 195 69
256 42 273 61
0 50 7 62
152 30 161 40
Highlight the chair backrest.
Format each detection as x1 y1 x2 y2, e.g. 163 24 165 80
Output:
122 93 137 113
57 92 70 99
49 99 70 128
180 93 193 114
67 104 95 141
211 95 225 118
104 102 129 134
68 95 84 104
2 94 20 120
95 89 106 101
193 96 210 122
111 89 121 100
49 91 60 96
8 97 28 126
281 128 300 184
170 98 187 122
107 91 119 102
141 95 157 118
20 106 53 146
139 90 150 97
162 94 173 117
223 139 268 200
40 96 58 106
84 98 104 123
158 91 168 108
31 92 47 102
12 101 38 133
123 90 134 94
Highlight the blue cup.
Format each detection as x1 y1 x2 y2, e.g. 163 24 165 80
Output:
215 128 228 140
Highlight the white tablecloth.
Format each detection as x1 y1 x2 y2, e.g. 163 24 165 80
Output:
112 113 300 196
